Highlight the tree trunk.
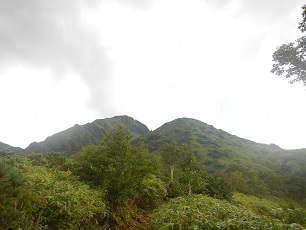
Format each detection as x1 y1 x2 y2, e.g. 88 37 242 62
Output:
188 180 192 196
170 164 174 181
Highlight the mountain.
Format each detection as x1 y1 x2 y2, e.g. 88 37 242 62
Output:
132 117 306 199
0 141 22 152
132 117 306 174
23 115 306 178
17 115 306 199
25 115 150 154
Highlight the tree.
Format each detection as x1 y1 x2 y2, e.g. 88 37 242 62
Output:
228 171 246 192
159 141 180 181
206 174 233 200
0 161 27 228
159 142 206 196
45 152 67 169
178 143 206 196
73 125 166 227
271 5 306 85
73 125 159 202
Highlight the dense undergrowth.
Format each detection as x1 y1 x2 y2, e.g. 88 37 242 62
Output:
0 155 106 229
1 126 305 229
150 195 305 229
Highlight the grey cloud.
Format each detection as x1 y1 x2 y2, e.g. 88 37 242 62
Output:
0 0 115 115
236 0 304 23
203 0 304 59
202 0 233 9
116 0 153 9
204 0 303 23
235 0 305 57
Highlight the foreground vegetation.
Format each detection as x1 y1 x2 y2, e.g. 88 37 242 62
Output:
151 195 305 229
1 126 305 229
0 154 106 229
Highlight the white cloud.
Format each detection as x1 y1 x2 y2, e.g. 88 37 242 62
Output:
1 0 306 150
0 67 96 148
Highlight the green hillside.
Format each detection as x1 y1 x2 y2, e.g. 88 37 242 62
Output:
132 118 287 172
6 115 304 200
132 117 306 199
25 115 150 155
22 115 305 176
0 141 22 152
1 118 305 229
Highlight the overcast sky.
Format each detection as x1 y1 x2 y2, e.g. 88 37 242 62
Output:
0 0 305 149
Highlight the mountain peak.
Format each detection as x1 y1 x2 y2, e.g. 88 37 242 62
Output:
26 115 149 154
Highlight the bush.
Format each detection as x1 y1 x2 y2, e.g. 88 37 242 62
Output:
0 155 107 229
0 161 31 229
72 126 161 228
150 195 304 229
135 174 167 210
165 180 185 198
24 164 107 229
27 152 48 166
206 174 234 200
271 207 306 227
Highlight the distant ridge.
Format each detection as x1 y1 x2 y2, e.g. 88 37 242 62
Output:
0 141 22 152
25 115 150 154
133 117 282 152
3 115 306 189
132 117 290 173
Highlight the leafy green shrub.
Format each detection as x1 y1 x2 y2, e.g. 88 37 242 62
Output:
45 151 67 169
24 164 107 229
27 152 68 170
159 142 207 197
206 174 234 201
135 174 167 210
0 150 15 157
73 125 160 227
150 195 304 229
27 152 48 166
0 154 41 229
228 170 270 196
73 125 157 202
0 161 30 229
233 192 306 228
233 192 279 215
166 180 184 198
0 154 107 229
271 208 306 227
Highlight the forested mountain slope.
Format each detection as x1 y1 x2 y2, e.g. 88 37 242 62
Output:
1 116 306 228
25 115 149 154
21 115 306 179
132 118 306 175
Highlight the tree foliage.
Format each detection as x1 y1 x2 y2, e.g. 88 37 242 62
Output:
74 125 159 203
0 160 28 229
159 141 180 182
271 4 306 85
72 125 166 227
159 142 208 197
0 154 106 229
206 174 234 200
